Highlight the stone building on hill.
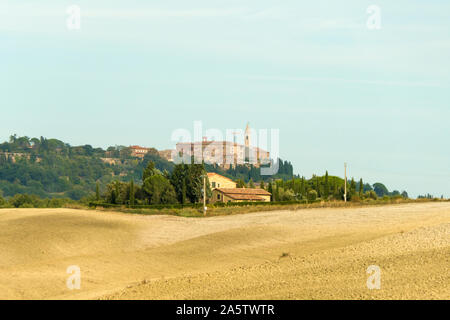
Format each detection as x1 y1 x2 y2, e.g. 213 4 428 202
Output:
172 123 270 168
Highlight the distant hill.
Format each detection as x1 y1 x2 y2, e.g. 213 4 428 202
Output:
0 135 294 200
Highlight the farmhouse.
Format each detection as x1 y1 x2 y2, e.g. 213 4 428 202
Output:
211 188 271 203
130 145 151 158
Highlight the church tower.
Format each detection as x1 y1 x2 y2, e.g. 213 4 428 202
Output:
244 122 250 163
244 122 250 149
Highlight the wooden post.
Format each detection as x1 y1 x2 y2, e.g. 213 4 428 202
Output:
203 175 207 216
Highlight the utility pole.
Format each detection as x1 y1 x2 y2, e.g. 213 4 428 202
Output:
344 163 347 202
203 174 207 216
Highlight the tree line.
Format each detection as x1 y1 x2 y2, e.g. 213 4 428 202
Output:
0 135 294 200
249 171 409 202
0 135 414 203
101 162 211 205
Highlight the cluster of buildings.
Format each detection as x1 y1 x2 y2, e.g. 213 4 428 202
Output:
173 123 270 168
129 123 271 169
127 123 272 203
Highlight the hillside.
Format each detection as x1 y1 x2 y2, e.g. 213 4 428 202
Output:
0 136 173 199
0 135 295 200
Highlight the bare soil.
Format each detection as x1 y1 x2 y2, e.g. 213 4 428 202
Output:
0 202 449 299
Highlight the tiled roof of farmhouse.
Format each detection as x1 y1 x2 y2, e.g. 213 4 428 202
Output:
216 188 271 196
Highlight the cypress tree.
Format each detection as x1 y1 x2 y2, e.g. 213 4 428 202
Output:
274 183 280 201
350 178 356 196
359 178 363 197
324 171 329 199
315 176 321 197
114 181 121 204
181 179 187 204
96 181 100 201
268 182 273 201
130 180 135 205
300 177 305 198
111 189 116 204
278 159 284 174
260 180 265 190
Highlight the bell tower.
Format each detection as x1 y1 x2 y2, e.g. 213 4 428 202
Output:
244 122 250 163
244 122 250 149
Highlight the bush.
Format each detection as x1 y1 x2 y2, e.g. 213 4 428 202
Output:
278 188 296 201
19 203 34 208
365 190 378 200
9 194 40 208
307 190 318 201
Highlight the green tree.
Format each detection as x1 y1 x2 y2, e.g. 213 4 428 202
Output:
143 174 177 204
350 178 356 196
10 194 40 208
110 188 117 204
143 161 158 182
249 179 255 188
366 190 378 200
95 181 100 201
307 190 318 201
181 179 187 204
129 179 135 205
359 178 363 197
324 171 329 199
317 176 321 197
268 182 273 201
333 183 339 199
278 187 295 201
373 183 389 197
259 180 265 190
115 181 121 203
274 183 280 201
105 180 129 204
236 179 246 188
171 164 188 204
185 164 207 203
300 177 305 198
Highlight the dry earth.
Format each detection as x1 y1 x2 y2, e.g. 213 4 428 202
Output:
0 202 449 300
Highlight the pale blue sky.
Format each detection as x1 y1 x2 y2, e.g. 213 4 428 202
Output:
1 0 449 197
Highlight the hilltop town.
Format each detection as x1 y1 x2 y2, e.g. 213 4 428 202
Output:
0 131 413 209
